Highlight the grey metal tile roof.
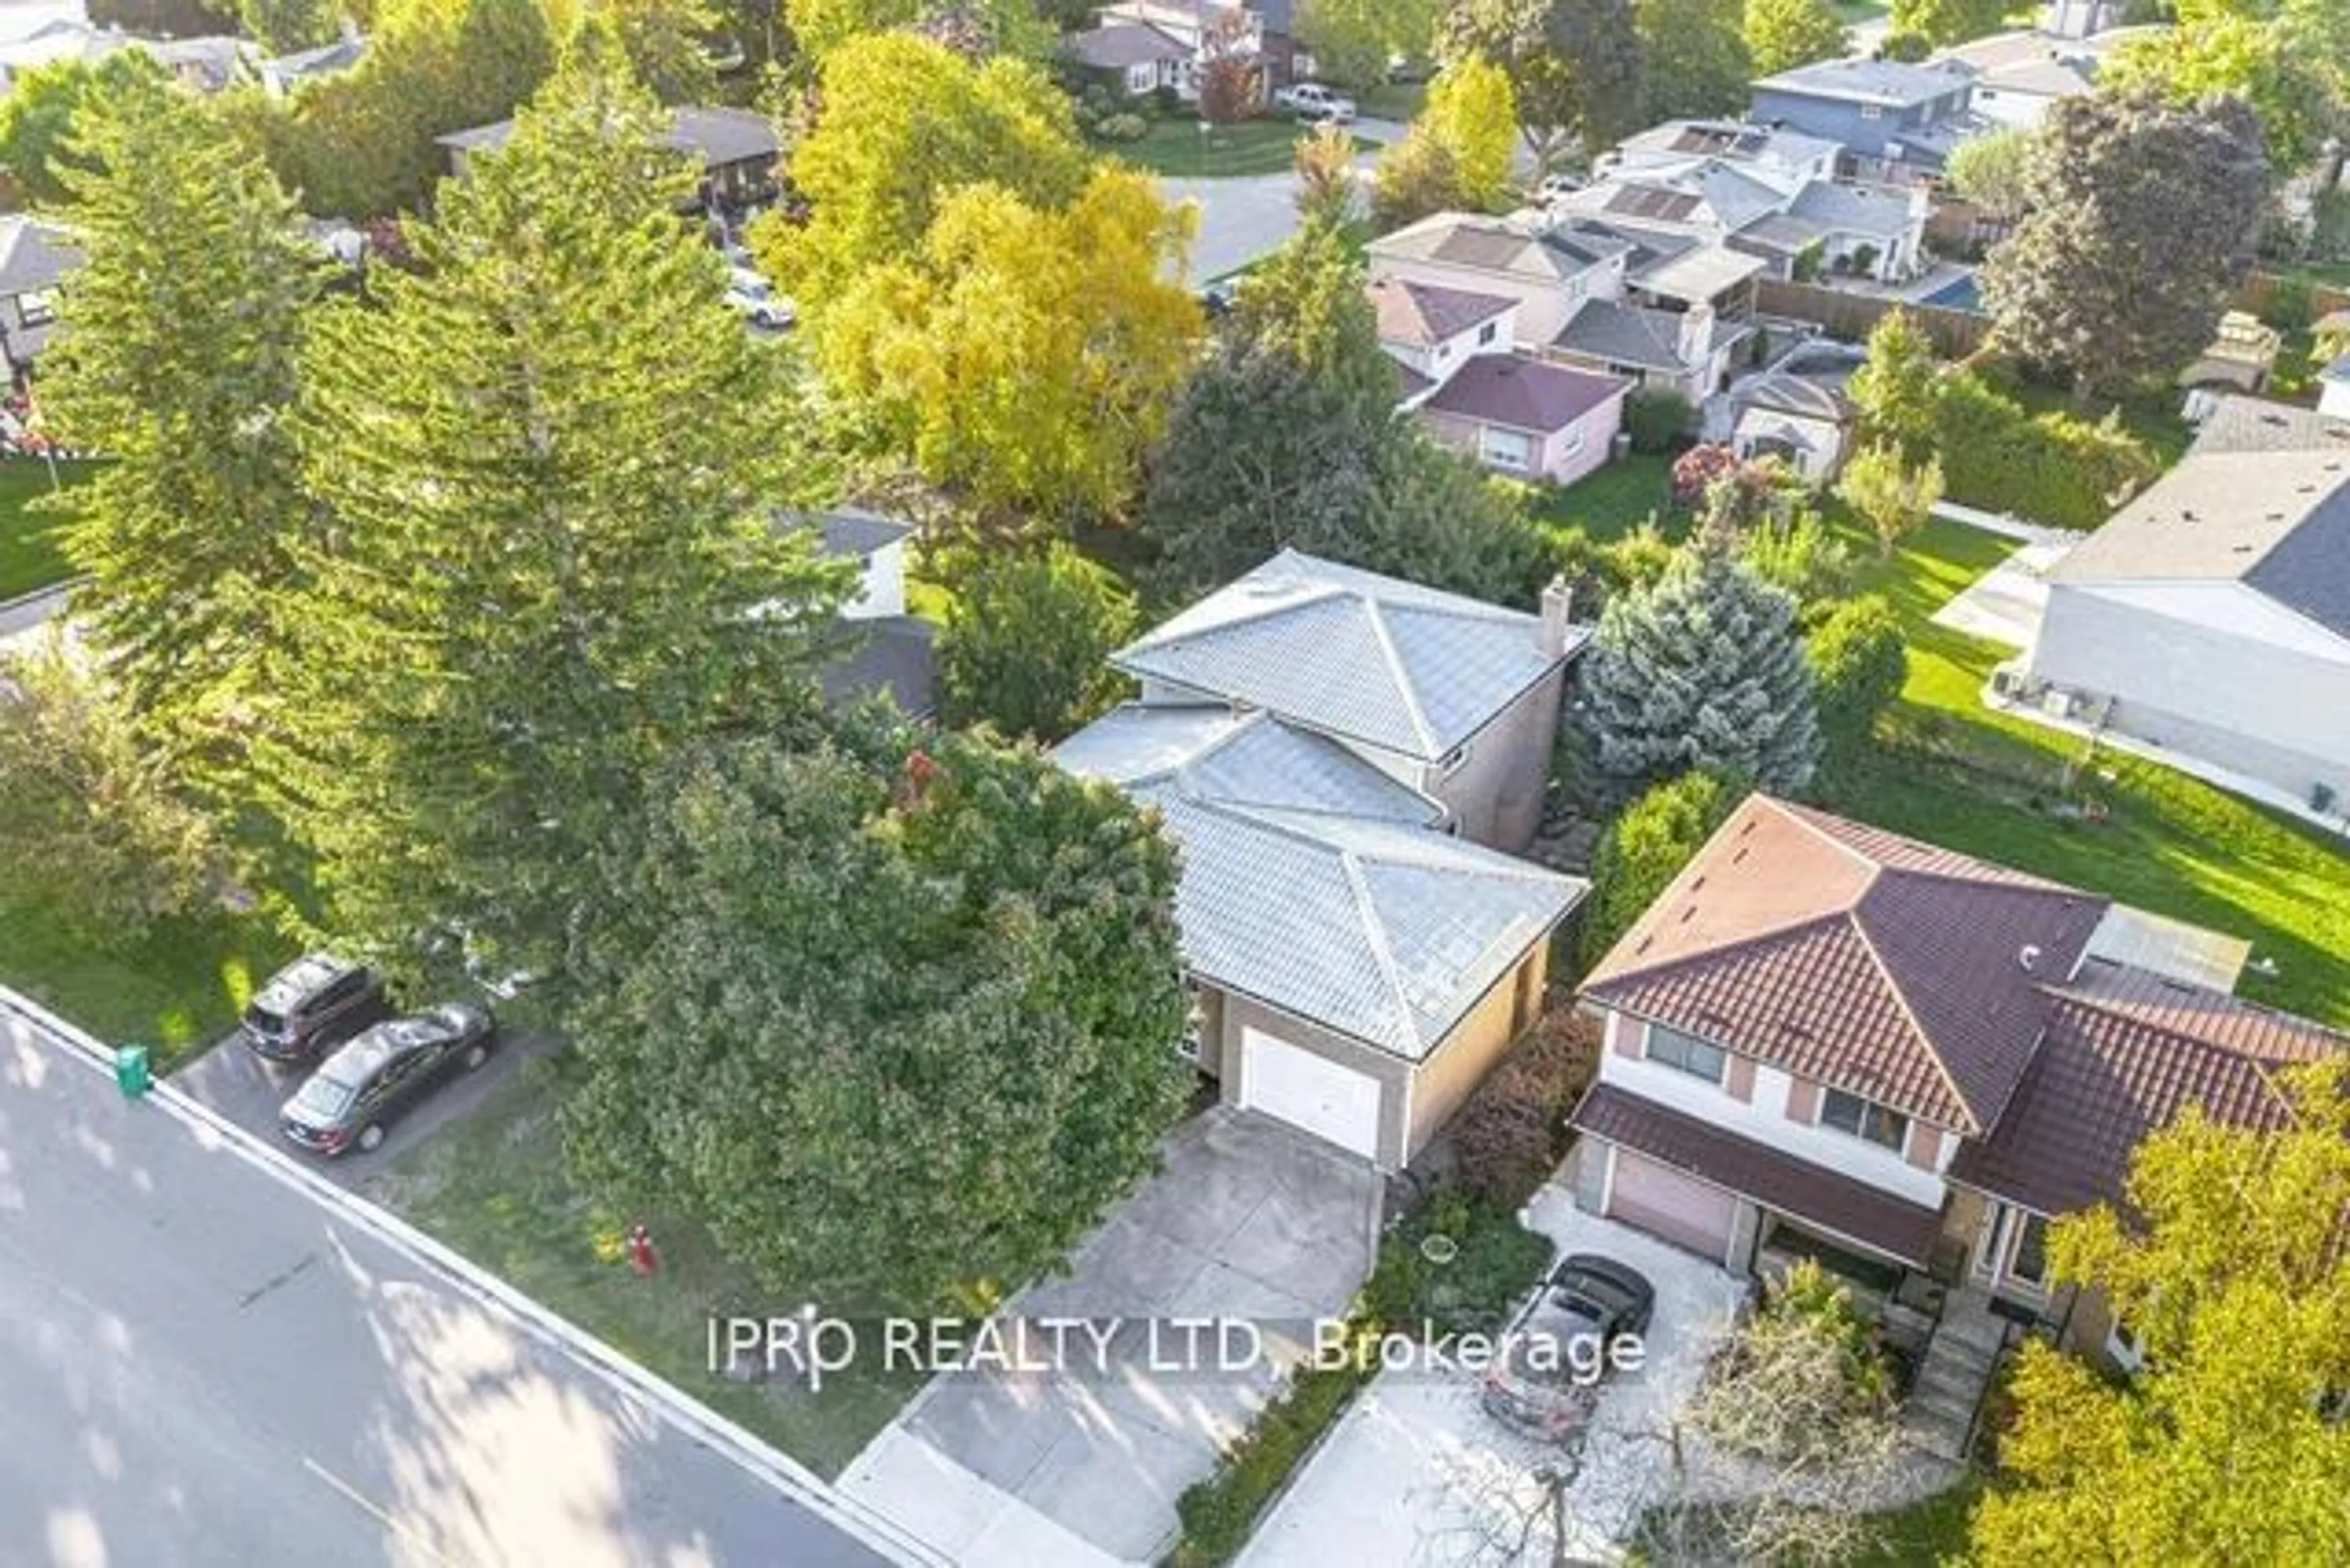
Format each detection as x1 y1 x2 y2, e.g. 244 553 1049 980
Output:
1112 550 1572 760
818 616 936 718
1058 702 1583 1056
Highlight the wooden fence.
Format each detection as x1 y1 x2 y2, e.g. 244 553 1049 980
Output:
1751 278 1993 358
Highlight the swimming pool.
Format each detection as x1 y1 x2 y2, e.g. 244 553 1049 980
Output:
1919 272 1983 313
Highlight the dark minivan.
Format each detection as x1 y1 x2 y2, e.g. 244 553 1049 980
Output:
242 953 392 1067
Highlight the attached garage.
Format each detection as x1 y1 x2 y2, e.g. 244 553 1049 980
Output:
1606 1148 1737 1264
1239 1026 1385 1162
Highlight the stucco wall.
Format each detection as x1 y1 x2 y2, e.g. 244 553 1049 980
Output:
1214 990 1414 1167
1404 944 1549 1156
2026 581 2350 805
1423 664 1567 851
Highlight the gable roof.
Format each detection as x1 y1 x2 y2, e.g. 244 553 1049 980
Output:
1611 119 1841 176
1421 353 1628 435
1370 212 1625 283
1367 277 1515 346
1111 550 1578 761
0 215 76 301
808 506 911 559
1947 969 2339 1217
1064 21 1191 68
1753 56 1975 108
1553 297 1744 372
1583 795 2111 1132
439 106 778 170
2052 446 2350 640
1058 707 1582 1057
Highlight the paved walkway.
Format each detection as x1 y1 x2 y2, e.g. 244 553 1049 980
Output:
1928 537 2072 649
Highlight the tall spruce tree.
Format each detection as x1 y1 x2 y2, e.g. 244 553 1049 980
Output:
1575 542 1819 802
41 78 316 796
256 62 849 987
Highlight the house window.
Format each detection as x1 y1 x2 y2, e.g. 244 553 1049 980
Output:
17 290 54 327
1819 1087 1908 1151
1479 427 1532 471
1859 104 1882 121
1477 320 1498 346
1646 1025 1727 1086
2008 1211 2050 1287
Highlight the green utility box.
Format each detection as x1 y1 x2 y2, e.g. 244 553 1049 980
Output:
114 1043 152 1097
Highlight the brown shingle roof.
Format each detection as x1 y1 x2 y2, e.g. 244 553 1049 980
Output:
1367 277 1515 346
1583 796 2108 1133
1945 981 2338 1218
1572 1083 1945 1266
1420 354 1627 435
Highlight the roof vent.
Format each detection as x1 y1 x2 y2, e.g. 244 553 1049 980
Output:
2018 943 2042 973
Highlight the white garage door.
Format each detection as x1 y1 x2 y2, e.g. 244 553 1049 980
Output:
1239 1026 1384 1161
1607 1149 1737 1263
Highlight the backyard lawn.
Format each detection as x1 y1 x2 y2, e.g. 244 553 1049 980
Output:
1107 116 1379 178
0 888 289 1069
375 1065 924 1478
1824 517 2350 1027
0 458 92 600
1531 452 1677 545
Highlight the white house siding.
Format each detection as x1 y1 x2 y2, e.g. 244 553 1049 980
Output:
2026 580 2350 807
841 538 907 620
1597 1011 1954 1211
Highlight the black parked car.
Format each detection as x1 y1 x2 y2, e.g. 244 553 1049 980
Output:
242 954 392 1067
279 1002 498 1157
1482 1254 1656 1439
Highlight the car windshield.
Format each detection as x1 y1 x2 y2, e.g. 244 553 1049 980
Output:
244 1003 286 1032
289 1071 360 1121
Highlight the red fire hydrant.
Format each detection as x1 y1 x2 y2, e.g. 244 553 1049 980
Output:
627 1222 661 1279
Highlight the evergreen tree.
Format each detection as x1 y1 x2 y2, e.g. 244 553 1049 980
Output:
1636 0 1751 124
256 63 849 985
1742 0 1847 76
241 0 343 55
1887 0 2004 46
1581 767 1739 966
0 50 168 207
936 541 1140 741
40 78 316 795
561 721 1193 1312
1419 52 1518 209
1846 308 1942 460
1576 544 1819 802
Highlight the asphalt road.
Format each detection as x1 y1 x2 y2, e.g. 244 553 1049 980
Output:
0 1005 898 1568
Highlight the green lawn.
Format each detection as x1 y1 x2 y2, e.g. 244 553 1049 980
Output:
0 889 289 1069
1356 80 1428 121
1988 371 2195 468
1531 453 1677 545
1107 116 1380 179
373 1065 923 1478
0 458 94 600
1821 516 2350 1026
1851 1474 1980 1566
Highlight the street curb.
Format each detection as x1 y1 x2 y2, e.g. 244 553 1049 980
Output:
0 985 949 1568
0 575 83 619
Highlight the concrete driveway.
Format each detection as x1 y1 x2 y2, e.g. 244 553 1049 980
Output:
841 1107 1384 1565
1165 124 1392 282
173 1020 561 1195
1239 1187 1750 1567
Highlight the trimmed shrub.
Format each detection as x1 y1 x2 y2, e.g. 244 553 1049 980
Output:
1094 111 1148 142
1581 769 1742 967
1452 1007 1605 1206
1623 386 1695 452
1933 371 2156 531
1807 594 1908 759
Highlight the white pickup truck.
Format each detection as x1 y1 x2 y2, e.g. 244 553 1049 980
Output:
1274 82 1357 124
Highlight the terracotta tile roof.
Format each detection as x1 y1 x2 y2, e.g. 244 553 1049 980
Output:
1583 796 2108 1133
1571 1083 1945 1266
1947 980 2340 1218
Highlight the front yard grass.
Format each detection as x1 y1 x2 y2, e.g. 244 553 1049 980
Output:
0 887 289 1069
1108 116 1381 179
373 1063 923 1479
0 458 95 600
1823 517 2350 1027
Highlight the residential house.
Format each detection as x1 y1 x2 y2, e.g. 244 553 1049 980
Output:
0 20 248 95
438 107 779 211
1566 129 1929 283
1934 27 2140 130
791 507 937 719
1748 57 1982 182
255 32 365 98
1108 548 1589 850
2004 435 2350 815
1369 276 1630 483
1092 0 1260 101
1725 369 1852 483
1062 21 1192 97
1056 553 1594 1168
0 215 76 381
1247 0 1306 90
1572 793 2343 1367
1368 211 1756 400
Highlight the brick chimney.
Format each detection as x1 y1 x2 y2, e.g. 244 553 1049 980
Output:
1539 576 1575 657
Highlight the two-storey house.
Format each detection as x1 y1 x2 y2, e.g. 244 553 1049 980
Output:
1056 552 1594 1168
1749 57 1983 182
1570 793 2343 1372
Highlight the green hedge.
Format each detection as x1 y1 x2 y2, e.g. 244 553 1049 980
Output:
1167 1187 1557 1566
1933 373 2157 531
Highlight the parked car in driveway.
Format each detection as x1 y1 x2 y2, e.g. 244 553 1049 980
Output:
1275 83 1356 124
279 1002 499 1157
242 954 392 1069
1482 1253 1655 1440
725 266 796 330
